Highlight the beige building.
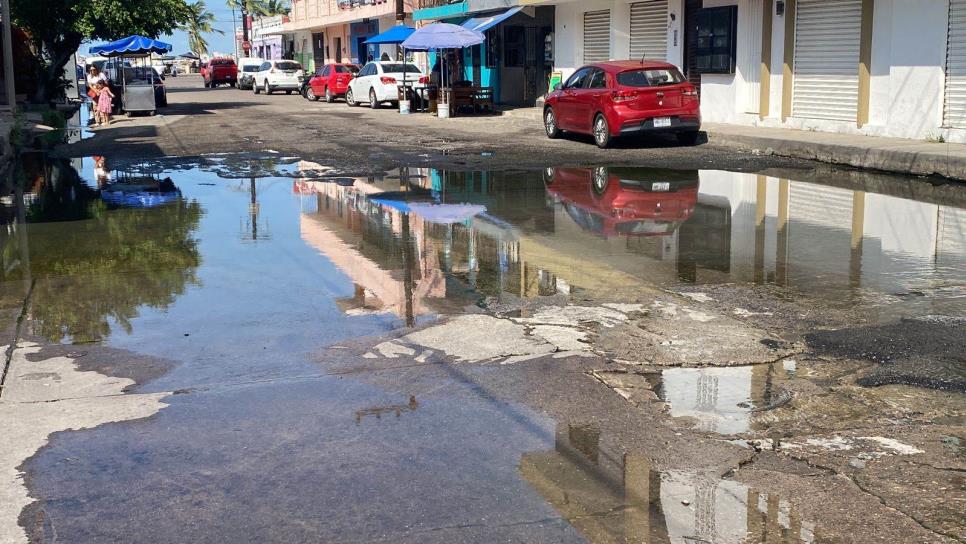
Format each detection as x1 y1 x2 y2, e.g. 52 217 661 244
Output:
285 0 416 72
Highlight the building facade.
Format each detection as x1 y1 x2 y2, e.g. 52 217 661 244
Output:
251 15 293 60
533 0 966 142
285 0 416 73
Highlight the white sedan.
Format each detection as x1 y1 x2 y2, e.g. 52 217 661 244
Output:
346 61 426 109
253 60 304 95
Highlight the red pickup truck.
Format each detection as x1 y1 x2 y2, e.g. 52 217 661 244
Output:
203 58 238 88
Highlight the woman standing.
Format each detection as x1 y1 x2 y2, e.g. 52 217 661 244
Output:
86 66 108 124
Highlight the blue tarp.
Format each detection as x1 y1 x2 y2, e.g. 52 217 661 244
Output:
90 35 173 56
401 23 484 51
365 26 415 45
461 7 523 33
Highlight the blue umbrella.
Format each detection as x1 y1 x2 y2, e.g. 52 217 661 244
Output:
90 35 173 56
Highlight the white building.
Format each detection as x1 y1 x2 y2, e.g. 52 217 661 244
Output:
530 0 966 142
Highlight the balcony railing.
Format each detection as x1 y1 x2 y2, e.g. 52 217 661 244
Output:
337 0 388 9
415 0 461 10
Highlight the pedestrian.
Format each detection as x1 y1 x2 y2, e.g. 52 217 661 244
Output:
95 82 115 126
86 66 108 124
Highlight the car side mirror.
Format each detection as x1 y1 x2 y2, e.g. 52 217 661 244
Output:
553 83 562 91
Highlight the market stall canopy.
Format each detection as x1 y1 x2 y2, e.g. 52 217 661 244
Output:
365 25 415 45
90 35 173 57
400 23 485 50
461 7 523 33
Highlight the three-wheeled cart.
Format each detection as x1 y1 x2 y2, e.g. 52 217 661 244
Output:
89 35 173 116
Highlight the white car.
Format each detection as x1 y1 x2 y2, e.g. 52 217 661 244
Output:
346 61 426 109
237 57 264 90
252 60 304 95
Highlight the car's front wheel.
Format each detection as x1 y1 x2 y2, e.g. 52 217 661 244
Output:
593 114 611 149
253 81 260 94
346 88 357 107
306 87 318 101
263 81 272 95
369 89 380 109
544 107 560 139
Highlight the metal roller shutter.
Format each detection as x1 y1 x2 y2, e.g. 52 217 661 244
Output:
630 1 668 62
945 0 966 127
792 0 862 121
584 10 611 63
938 207 966 257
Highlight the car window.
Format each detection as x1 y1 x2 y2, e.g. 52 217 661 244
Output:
380 63 420 74
259 62 271 71
335 65 358 74
276 61 301 71
564 68 591 89
586 69 608 89
320 66 330 76
242 65 260 73
617 67 686 87
363 64 376 76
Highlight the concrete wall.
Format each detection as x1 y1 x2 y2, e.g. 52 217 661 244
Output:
552 0 684 83
699 0 955 142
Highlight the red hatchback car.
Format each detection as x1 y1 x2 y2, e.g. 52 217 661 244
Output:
544 60 700 148
306 63 360 102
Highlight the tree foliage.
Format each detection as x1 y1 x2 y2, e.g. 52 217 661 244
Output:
10 0 193 102
182 1 222 56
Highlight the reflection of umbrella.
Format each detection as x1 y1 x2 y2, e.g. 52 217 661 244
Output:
101 189 182 208
370 197 485 224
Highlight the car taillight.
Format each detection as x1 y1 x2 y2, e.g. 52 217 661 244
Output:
380 76 397 84
612 90 638 102
682 87 698 97
418 76 429 84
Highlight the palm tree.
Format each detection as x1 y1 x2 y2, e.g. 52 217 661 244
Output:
226 0 270 48
182 1 223 56
262 0 290 16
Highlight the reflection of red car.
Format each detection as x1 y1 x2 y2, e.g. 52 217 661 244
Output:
544 167 698 236
544 60 700 148
306 63 360 102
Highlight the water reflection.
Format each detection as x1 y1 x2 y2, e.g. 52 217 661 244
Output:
295 165 966 320
520 423 816 543
0 155 202 344
645 361 796 435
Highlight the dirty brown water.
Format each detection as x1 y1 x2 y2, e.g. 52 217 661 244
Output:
1 153 964 542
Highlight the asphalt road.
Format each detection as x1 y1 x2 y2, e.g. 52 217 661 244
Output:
60 74 817 175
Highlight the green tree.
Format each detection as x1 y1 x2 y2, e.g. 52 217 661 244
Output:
227 0 289 52
182 1 223 57
10 0 193 103
261 0 291 16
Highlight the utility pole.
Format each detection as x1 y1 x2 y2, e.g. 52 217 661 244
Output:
232 7 239 59
1 0 17 108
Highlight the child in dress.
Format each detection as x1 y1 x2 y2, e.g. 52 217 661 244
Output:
95 82 115 126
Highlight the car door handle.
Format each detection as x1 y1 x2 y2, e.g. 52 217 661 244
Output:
656 92 665 98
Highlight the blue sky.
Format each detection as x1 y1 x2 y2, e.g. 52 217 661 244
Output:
163 1 241 56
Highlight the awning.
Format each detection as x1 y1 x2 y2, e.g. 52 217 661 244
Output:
365 25 415 45
89 35 173 57
460 7 523 33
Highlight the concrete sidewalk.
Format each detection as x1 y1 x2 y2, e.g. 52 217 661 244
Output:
705 123 966 181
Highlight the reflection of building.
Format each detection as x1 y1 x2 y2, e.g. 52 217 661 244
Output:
520 423 816 543
650 361 795 435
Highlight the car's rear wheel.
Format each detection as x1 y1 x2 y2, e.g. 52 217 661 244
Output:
544 107 560 139
369 89 379 109
593 114 611 149
286 90 293 95
253 82 260 94
676 131 699 146
591 166 609 195
229 82 236 88
325 87 333 103
346 88 357 107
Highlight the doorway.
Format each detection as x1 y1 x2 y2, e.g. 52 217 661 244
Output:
335 37 342 63
684 0 703 90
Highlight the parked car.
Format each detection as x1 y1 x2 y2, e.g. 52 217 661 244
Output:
543 60 700 148
306 63 359 102
346 61 426 109
204 58 238 88
252 60 304 95
236 57 264 90
543 166 699 237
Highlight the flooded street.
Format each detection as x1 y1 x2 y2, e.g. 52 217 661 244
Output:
1 152 964 543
